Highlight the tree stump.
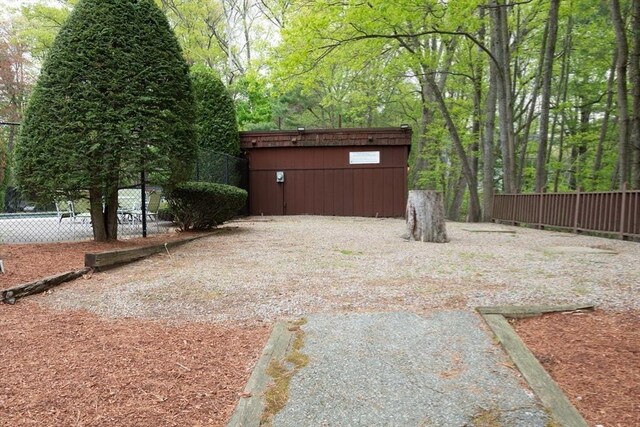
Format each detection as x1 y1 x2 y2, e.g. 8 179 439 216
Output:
406 190 448 243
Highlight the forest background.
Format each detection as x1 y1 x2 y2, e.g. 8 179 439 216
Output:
1 0 639 221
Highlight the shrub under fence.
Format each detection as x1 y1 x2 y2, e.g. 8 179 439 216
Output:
167 181 247 231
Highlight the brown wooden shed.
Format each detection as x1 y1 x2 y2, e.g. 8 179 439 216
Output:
240 127 412 217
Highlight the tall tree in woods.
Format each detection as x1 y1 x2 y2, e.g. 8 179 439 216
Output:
534 0 560 192
276 0 486 220
609 0 630 187
489 0 516 194
0 19 35 208
6 0 633 221
16 0 196 241
630 0 640 188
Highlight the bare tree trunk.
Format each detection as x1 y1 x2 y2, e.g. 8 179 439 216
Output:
482 64 497 221
241 0 252 67
490 0 516 193
609 0 631 188
409 78 435 190
425 74 482 222
89 181 120 242
551 21 572 192
569 106 590 190
593 52 617 188
516 18 548 190
406 190 448 243
535 0 560 192
89 186 107 242
447 172 466 221
630 0 640 188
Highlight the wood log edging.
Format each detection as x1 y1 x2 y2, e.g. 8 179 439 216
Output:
477 304 594 427
1 267 91 304
85 229 231 271
2 228 233 304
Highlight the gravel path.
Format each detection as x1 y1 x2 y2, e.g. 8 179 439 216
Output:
38 216 640 323
274 311 549 427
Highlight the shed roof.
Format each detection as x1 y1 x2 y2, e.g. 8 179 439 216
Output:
240 127 412 149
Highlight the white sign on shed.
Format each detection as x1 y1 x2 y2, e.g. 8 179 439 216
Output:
349 151 380 165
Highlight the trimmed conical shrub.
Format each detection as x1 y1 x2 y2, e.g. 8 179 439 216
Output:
191 65 240 156
16 0 196 240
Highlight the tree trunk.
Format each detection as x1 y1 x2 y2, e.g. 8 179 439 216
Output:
593 51 617 188
630 0 640 188
490 0 517 193
535 0 560 192
482 64 497 222
516 18 548 191
447 171 466 221
104 184 119 240
89 186 107 241
551 23 572 192
89 183 119 242
609 0 630 188
425 74 482 222
406 190 448 243
409 77 436 190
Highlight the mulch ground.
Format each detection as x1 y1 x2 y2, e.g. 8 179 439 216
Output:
0 232 205 290
0 301 270 426
1 232 270 426
513 310 640 427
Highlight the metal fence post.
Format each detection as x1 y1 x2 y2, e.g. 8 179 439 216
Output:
141 170 147 238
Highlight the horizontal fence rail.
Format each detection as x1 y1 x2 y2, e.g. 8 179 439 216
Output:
492 185 640 239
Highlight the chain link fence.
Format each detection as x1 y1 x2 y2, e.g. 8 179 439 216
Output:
0 185 172 243
0 126 249 243
193 149 249 215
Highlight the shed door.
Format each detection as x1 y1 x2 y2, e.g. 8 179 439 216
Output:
248 170 284 215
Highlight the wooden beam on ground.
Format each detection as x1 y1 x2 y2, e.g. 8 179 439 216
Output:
481 313 588 427
1 268 91 304
85 230 230 271
476 303 594 318
461 228 516 233
227 321 295 427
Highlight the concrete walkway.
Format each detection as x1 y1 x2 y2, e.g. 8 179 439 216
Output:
273 311 550 427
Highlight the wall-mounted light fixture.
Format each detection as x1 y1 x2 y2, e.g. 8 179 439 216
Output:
297 126 305 133
400 124 410 130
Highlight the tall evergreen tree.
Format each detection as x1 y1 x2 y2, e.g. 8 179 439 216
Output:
15 0 196 241
191 65 240 156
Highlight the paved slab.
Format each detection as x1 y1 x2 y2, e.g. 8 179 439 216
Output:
273 311 550 427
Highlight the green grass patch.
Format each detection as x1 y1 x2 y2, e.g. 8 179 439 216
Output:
261 318 309 426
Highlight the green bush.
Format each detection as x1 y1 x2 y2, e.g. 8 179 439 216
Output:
191 65 240 156
167 182 247 230
157 206 174 222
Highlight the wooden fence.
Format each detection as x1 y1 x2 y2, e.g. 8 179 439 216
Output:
492 184 640 239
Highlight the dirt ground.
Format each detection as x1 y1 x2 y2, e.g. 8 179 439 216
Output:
1 223 639 425
514 310 640 427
